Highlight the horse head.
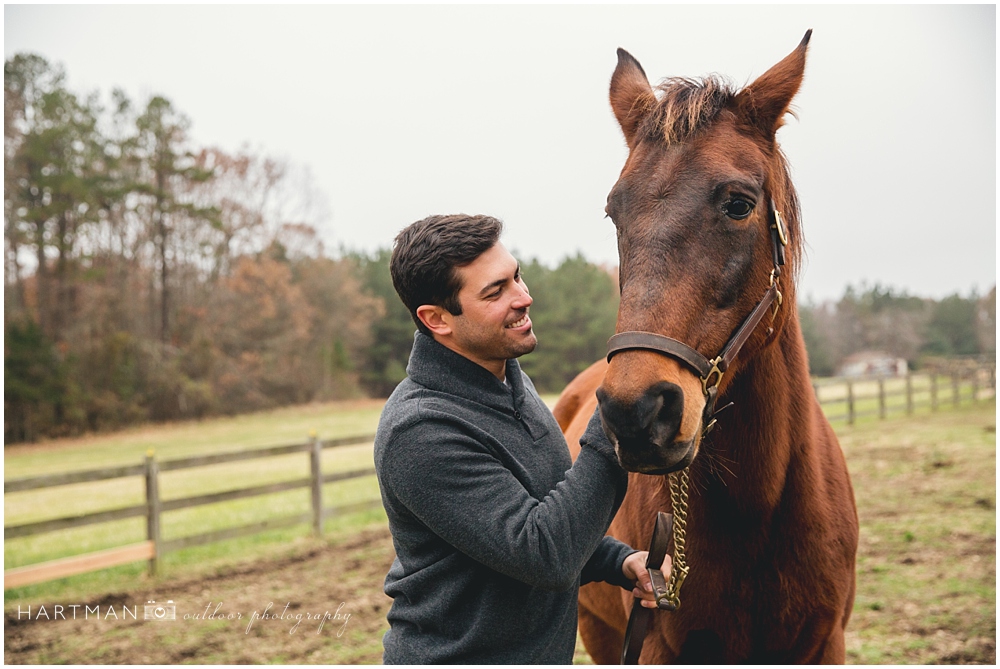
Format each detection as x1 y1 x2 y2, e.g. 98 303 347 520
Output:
597 32 810 474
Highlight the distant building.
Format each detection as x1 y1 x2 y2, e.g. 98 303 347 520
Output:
837 351 908 378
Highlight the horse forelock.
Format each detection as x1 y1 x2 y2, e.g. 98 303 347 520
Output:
642 75 736 146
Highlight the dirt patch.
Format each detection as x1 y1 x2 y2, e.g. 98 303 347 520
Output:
4 527 396 664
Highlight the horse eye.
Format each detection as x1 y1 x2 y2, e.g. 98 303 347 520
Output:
723 199 754 220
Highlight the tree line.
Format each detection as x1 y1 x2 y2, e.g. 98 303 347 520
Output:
4 53 995 443
799 283 995 377
5 53 383 442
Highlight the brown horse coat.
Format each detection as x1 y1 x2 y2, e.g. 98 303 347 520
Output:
555 32 858 664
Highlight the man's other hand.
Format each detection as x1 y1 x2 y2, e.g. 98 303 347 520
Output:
622 550 672 609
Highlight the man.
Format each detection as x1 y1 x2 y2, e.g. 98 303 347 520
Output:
374 214 664 663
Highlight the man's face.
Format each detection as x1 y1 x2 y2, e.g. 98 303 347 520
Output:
448 243 537 372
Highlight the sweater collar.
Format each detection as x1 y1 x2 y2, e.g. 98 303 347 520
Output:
406 331 526 411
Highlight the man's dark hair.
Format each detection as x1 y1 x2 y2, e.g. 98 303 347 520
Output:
391 214 504 336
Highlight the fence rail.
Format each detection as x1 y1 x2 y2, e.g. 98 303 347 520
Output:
4 433 378 590
3 542 157 591
4 464 148 493
813 362 995 426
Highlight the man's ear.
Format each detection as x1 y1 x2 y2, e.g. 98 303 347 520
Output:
416 304 453 337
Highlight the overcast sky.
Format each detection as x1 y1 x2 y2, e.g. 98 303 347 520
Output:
5 4 995 302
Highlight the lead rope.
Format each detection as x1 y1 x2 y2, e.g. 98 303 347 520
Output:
663 468 690 610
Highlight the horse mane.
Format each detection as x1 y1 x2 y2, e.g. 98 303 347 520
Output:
771 149 804 287
640 75 804 286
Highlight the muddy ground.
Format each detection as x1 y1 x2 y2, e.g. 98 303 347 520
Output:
4 527 395 664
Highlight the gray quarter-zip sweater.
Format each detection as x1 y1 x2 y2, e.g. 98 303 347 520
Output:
374 332 636 664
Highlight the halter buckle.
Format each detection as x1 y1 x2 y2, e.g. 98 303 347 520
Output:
701 357 724 395
771 209 788 246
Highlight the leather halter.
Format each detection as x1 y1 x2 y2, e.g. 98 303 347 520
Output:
606 199 788 434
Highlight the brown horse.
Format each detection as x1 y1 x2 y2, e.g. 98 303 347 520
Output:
555 32 858 663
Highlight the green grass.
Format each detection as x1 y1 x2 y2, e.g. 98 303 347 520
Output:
4 398 385 477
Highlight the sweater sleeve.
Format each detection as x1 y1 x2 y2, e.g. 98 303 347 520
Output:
581 536 639 590
577 410 639 589
380 408 628 592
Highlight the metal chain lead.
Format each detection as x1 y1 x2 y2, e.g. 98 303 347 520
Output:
663 467 691 610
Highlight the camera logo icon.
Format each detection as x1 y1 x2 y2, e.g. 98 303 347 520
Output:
144 600 176 621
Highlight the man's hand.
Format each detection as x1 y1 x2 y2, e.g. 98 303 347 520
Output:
622 550 672 609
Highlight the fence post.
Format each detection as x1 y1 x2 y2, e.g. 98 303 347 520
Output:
847 380 855 426
931 373 938 411
952 372 960 408
309 432 323 536
972 371 979 403
144 450 161 576
905 373 913 415
877 378 886 419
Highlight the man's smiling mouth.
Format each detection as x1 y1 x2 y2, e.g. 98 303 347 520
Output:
506 314 530 329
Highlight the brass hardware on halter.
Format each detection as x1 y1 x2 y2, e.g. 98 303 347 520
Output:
769 270 783 320
701 357 724 395
772 209 788 246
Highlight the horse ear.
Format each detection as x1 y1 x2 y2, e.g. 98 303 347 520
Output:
610 48 655 146
736 30 812 136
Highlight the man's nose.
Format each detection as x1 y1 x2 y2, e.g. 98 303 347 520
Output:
512 282 532 308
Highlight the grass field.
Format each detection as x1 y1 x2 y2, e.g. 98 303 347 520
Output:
839 401 995 663
4 394 996 664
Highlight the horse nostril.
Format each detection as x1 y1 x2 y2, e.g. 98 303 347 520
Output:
597 387 658 438
597 382 685 445
648 381 684 446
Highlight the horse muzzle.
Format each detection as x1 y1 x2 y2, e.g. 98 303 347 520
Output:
596 381 698 474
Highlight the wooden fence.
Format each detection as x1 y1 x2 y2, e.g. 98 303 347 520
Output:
6 361 995 590
4 433 378 590
813 362 995 425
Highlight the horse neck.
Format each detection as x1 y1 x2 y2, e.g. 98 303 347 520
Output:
695 300 816 513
